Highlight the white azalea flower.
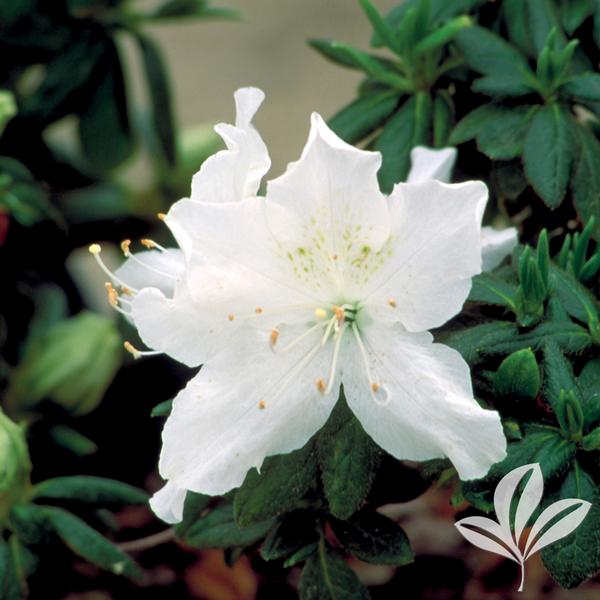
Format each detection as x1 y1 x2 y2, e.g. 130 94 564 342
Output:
91 88 507 523
409 146 518 271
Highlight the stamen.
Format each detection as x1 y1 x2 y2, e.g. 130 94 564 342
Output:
316 378 326 393
351 322 391 407
270 329 279 346
321 314 338 346
388 298 397 308
228 314 235 321
105 282 119 306
272 322 324 354
324 324 345 394
141 238 167 252
88 243 139 293
255 307 263 314
123 341 161 359
258 399 266 409
120 239 132 257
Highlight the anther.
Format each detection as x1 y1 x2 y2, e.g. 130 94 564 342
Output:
228 314 235 321
371 382 380 392
314 308 327 319
334 305 345 322
120 239 131 256
388 298 397 308
124 341 142 359
122 287 134 296
157 213 167 221
258 399 266 409
141 239 157 249
316 378 326 393
255 307 263 314
104 282 119 306
270 329 280 346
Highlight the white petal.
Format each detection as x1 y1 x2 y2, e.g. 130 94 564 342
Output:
149 482 187 524
481 226 518 271
168 195 331 303
190 87 270 203
341 324 506 480
115 249 184 298
407 146 457 184
266 113 391 297
362 179 487 331
151 325 341 522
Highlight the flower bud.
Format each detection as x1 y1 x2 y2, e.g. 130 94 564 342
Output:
555 389 584 441
0 90 16 136
0 409 31 524
493 348 540 400
6 311 122 417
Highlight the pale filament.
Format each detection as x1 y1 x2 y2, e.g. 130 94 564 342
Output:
89 244 140 293
324 323 346 394
231 302 317 322
266 339 323 405
124 341 162 360
351 322 390 407
141 238 167 252
271 321 325 354
120 240 177 280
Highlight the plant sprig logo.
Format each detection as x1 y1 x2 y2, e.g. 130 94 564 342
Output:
455 463 591 592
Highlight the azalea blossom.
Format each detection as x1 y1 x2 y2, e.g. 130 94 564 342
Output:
91 88 507 523
408 146 518 271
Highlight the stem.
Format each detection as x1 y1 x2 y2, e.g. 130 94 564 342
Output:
117 528 175 553
518 560 525 593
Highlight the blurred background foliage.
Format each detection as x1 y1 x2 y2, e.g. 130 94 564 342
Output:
1 0 600 599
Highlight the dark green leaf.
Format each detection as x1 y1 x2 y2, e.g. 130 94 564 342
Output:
234 441 318 527
549 265 600 326
182 502 273 549
330 510 413 566
299 540 369 600
43 506 142 579
454 25 531 77
317 393 381 519
134 33 177 166
454 105 536 158
483 320 593 355
471 74 535 98
175 492 212 537
359 0 402 55
151 399 173 417
284 543 318 568
468 273 518 309
541 463 600 588
527 0 565 54
148 0 239 20
492 160 528 200
441 321 518 364
0 538 22 600
463 425 576 511
32 476 148 505
261 511 319 561
580 358 600 401
79 37 134 171
542 341 584 414
48 425 97 456
559 0 594 34
523 104 575 208
561 72 600 103
328 91 398 145
375 93 431 193
571 125 600 236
